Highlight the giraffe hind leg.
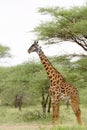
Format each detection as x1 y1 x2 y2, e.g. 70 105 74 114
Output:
71 100 82 125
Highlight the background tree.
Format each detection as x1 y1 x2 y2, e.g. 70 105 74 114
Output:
34 6 87 51
0 44 10 58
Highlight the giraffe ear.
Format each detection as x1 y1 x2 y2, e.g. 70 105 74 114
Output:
39 46 41 49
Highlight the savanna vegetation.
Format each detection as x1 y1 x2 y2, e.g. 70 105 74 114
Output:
0 56 87 130
0 44 10 58
0 3 87 130
34 5 87 51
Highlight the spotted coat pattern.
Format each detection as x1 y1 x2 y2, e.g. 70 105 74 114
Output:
28 41 82 125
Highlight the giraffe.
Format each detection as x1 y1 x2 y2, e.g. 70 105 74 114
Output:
28 41 82 125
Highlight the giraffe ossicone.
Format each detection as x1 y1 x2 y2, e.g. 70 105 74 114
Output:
28 41 82 125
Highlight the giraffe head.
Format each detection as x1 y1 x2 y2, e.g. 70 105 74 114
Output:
28 41 41 54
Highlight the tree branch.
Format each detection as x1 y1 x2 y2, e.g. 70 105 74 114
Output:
73 36 87 51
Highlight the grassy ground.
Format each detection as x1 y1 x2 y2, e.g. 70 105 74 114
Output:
0 105 86 130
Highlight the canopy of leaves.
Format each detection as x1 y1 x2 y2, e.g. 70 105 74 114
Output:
0 44 10 58
0 56 87 106
34 6 87 51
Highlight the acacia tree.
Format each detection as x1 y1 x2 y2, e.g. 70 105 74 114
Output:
34 6 87 51
0 44 10 58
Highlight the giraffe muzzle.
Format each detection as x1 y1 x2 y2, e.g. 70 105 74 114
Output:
28 49 31 54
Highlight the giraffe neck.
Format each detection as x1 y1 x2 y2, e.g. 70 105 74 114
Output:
37 49 61 83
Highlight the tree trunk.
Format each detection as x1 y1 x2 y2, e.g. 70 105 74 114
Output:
47 95 51 113
41 93 50 116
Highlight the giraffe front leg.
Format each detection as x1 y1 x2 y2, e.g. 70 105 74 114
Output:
52 103 60 124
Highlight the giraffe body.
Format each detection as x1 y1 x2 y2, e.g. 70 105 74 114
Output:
28 41 82 125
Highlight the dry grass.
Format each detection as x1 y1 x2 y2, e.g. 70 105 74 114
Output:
0 105 86 130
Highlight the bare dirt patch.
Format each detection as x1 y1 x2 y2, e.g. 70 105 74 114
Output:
0 124 53 130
